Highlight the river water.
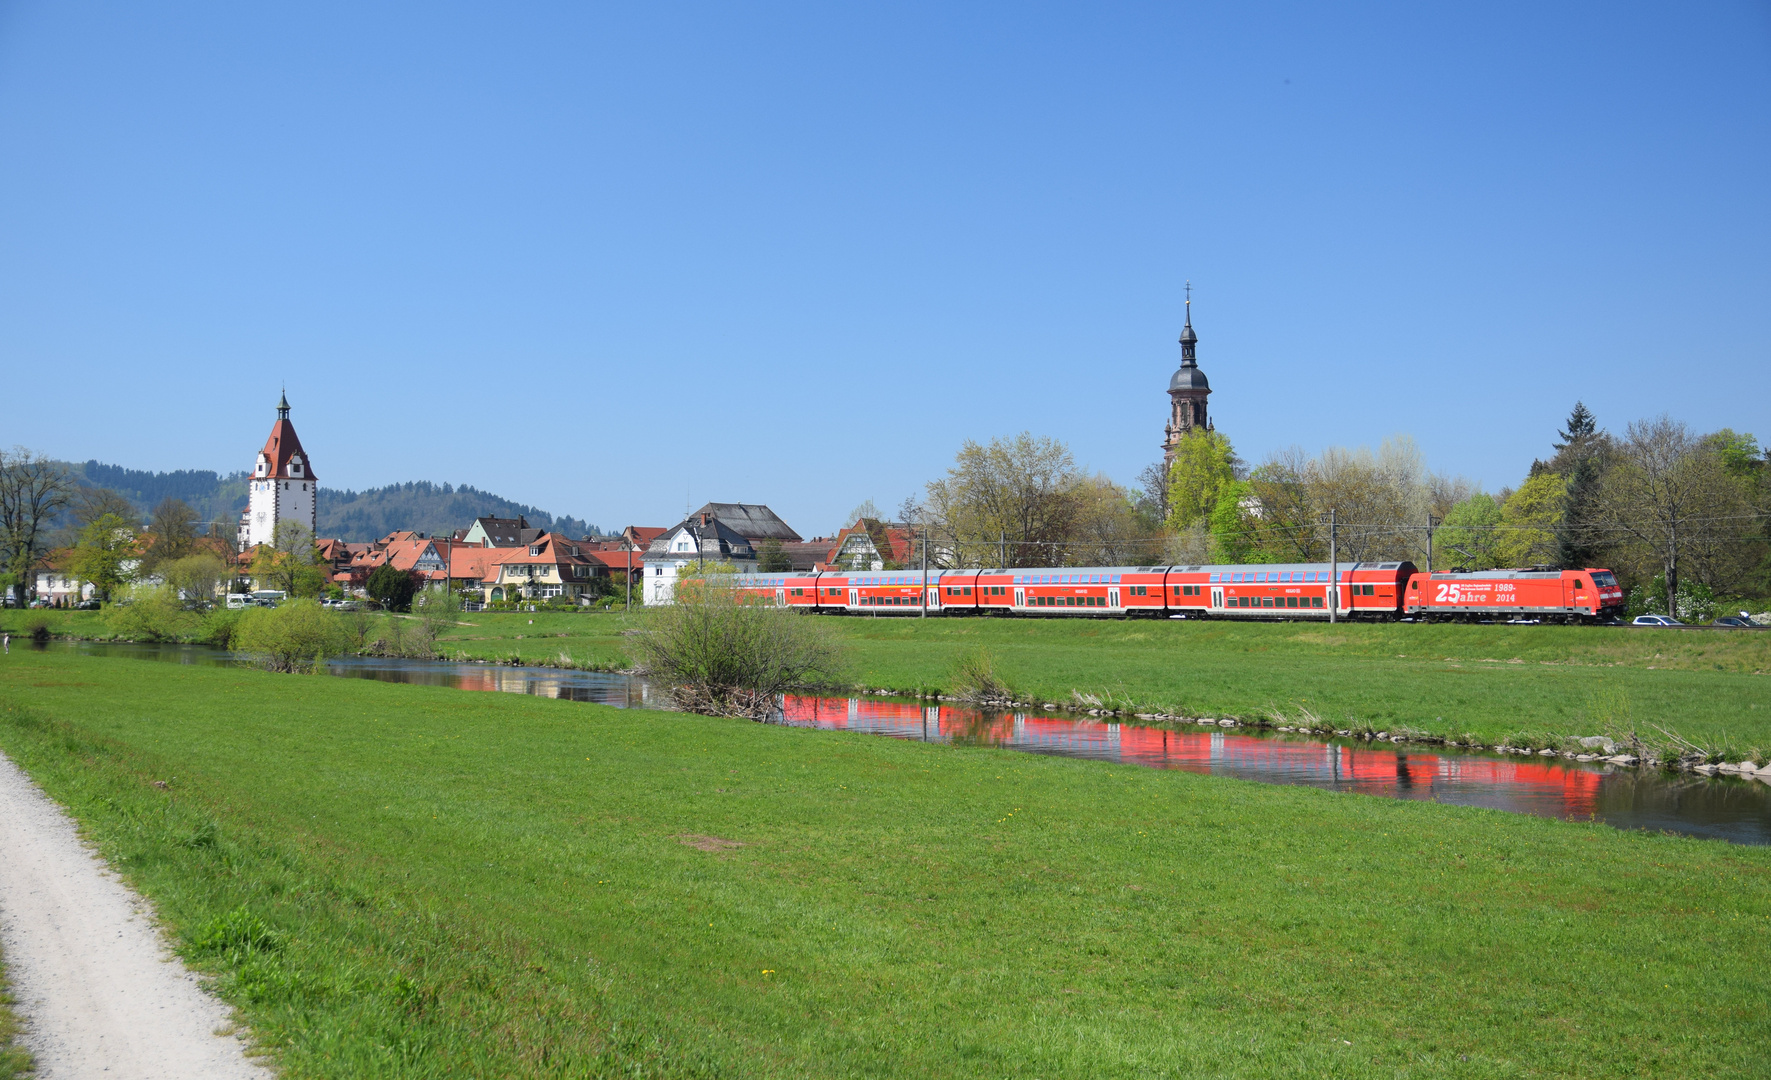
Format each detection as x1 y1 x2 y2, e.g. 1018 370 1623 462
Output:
45 641 1771 845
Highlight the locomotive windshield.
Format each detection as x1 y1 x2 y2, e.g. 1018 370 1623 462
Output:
1591 572 1618 587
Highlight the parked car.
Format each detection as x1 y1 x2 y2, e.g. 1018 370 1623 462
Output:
1631 614 1685 627
74 599 101 611
1712 615 1761 629
335 600 362 612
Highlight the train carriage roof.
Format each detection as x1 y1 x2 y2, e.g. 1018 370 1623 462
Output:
1425 567 1570 580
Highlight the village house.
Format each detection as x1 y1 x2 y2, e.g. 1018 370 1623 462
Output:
477 533 598 603
642 512 759 604
455 515 544 548
33 552 95 606
826 518 923 571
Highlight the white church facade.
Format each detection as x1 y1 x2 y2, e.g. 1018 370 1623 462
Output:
239 392 319 551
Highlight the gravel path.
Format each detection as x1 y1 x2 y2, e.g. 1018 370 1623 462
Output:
0 750 272 1079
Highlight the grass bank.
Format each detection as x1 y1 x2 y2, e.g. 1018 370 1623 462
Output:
0 945 28 1080
1 648 1768 1077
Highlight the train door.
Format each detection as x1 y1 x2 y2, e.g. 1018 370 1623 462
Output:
927 588 939 609
775 588 786 607
1108 587 1120 609
1013 587 1025 608
848 588 858 607
1210 587 1223 610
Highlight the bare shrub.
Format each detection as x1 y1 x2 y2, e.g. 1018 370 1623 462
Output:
952 648 1015 706
633 582 846 719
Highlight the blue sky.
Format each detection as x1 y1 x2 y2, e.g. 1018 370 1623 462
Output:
2 2 1766 536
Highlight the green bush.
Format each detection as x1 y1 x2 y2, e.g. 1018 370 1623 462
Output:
197 607 245 649
106 585 201 641
233 600 349 672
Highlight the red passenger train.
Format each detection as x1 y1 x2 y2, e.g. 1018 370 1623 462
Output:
726 559 1623 623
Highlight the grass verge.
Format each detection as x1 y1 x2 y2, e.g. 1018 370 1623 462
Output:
0 648 1768 1077
0 944 29 1080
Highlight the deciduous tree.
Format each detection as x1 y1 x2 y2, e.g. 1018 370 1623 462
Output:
143 498 200 573
1164 429 1238 533
0 447 72 606
924 433 1082 567
68 513 139 602
1595 416 1750 616
1435 493 1504 570
1495 473 1568 567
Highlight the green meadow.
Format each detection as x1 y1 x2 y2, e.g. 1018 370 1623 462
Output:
0 647 1767 1077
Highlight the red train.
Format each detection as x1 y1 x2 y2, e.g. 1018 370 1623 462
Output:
726 561 1625 622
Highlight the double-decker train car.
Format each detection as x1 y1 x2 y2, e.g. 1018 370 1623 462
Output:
1162 561 1415 620
1403 567 1624 623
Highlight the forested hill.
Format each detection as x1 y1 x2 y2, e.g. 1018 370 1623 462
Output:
68 462 598 541
319 482 596 541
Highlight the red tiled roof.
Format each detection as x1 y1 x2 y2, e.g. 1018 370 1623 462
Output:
257 419 317 482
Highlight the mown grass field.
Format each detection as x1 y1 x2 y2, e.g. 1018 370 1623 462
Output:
10 606 1770 748
1 648 1768 1077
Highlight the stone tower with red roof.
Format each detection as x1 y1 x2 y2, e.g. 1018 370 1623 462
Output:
241 391 318 550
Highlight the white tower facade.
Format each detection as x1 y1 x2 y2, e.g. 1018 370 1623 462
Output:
242 392 318 550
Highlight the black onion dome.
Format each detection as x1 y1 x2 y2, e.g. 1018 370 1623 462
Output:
1169 363 1209 391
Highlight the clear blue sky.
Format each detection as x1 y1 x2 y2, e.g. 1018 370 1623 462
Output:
2 2 1766 536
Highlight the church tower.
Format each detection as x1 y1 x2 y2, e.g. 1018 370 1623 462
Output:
241 392 318 550
1161 287 1212 467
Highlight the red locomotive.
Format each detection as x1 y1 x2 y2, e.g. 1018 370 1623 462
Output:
1404 567 1623 622
724 558 1621 623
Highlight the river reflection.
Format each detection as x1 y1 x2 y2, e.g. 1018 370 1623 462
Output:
42 641 1771 845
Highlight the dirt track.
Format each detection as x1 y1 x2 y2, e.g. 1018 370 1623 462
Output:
0 750 272 1079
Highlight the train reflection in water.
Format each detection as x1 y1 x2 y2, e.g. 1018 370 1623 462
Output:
779 695 1609 819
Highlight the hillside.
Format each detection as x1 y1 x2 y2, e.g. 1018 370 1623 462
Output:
67 461 600 542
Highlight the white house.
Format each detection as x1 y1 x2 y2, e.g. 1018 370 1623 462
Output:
240 392 318 551
642 513 756 604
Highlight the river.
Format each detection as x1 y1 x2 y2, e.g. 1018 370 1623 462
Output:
42 640 1771 845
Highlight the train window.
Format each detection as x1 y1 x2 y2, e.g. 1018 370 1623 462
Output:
1311 596 1324 608
1286 597 1298 608
1574 578 1586 589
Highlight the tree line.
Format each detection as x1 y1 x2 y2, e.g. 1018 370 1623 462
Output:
900 405 1768 617
0 447 242 606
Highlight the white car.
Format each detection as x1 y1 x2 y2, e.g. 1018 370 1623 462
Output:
1631 614 1685 627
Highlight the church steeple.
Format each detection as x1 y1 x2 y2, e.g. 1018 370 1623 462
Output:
1162 282 1212 467
277 389 291 421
